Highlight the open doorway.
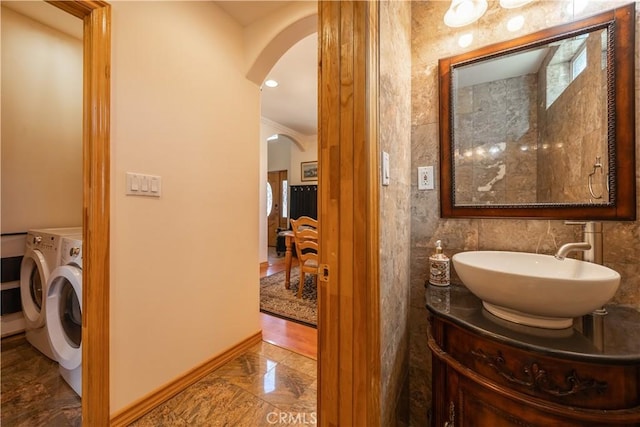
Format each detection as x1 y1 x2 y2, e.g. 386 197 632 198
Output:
258 28 319 360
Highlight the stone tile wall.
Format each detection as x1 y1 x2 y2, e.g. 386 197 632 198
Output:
409 1 640 425
455 75 538 204
379 1 412 425
538 29 609 203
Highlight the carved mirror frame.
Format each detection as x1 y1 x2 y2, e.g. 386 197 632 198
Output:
439 3 636 220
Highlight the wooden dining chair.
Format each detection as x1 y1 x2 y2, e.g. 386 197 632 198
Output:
290 216 318 298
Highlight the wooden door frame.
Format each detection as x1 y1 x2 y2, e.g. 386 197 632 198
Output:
318 1 380 425
45 2 381 425
46 1 111 425
267 169 289 247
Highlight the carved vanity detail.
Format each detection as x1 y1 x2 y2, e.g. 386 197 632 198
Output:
426 284 640 426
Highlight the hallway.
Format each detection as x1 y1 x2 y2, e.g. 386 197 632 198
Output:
1 247 317 426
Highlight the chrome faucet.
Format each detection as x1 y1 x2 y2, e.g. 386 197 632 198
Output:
555 242 591 260
555 221 603 263
557 221 606 342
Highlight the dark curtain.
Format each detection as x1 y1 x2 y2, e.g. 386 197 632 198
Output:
289 185 317 221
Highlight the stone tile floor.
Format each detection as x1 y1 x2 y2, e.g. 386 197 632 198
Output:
132 341 317 426
1 335 317 426
1 333 81 426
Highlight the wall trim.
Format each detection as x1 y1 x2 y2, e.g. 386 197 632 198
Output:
261 116 314 151
110 331 263 426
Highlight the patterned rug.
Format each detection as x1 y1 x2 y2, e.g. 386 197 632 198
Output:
260 266 317 327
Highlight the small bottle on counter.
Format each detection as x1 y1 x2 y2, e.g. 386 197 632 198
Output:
429 240 450 286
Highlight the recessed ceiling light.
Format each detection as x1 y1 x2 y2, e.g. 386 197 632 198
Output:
264 79 279 88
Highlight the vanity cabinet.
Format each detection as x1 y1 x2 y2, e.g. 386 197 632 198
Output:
426 285 640 427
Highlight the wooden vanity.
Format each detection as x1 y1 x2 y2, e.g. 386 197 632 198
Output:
426 284 640 426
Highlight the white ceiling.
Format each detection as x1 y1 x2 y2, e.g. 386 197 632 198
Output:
457 47 549 87
260 33 317 136
215 1 318 136
7 0 317 138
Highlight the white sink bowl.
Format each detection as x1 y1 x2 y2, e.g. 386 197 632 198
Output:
452 251 621 329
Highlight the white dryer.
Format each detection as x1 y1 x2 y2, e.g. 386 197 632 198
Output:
20 227 82 359
46 235 82 396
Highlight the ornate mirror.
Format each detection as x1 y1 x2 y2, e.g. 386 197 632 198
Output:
439 3 635 219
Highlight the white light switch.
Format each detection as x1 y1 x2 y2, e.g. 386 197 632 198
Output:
382 151 390 186
418 166 434 190
126 172 162 197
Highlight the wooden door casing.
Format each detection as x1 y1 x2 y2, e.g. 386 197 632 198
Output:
318 1 381 425
47 1 111 425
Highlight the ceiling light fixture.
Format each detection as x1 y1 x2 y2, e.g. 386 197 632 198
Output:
507 15 525 32
499 0 533 9
264 79 279 88
266 134 279 141
458 33 474 48
444 0 488 28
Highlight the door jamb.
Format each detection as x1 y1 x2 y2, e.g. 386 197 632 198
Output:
46 1 111 425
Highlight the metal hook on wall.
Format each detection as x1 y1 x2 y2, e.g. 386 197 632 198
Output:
588 156 604 201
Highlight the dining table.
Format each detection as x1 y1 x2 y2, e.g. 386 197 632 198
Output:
278 230 295 289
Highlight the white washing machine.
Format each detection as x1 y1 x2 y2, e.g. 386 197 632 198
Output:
19 227 82 359
46 235 82 396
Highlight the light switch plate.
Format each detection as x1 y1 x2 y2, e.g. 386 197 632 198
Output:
126 172 162 197
382 151 390 186
418 166 434 190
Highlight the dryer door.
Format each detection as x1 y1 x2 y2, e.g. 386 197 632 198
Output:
20 249 50 328
46 265 82 370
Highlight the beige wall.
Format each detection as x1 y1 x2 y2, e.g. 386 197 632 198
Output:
260 117 318 263
379 1 412 425
267 138 291 172
1 6 82 233
289 139 318 185
410 1 640 424
109 1 261 413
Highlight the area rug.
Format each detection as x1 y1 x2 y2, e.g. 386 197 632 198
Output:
260 266 317 327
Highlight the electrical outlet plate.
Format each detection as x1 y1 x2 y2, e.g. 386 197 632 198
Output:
418 166 434 190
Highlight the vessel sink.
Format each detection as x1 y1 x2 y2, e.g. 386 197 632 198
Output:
452 251 621 329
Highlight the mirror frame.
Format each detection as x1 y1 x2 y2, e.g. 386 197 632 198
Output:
439 3 636 220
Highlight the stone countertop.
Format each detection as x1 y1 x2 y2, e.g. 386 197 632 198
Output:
425 282 640 365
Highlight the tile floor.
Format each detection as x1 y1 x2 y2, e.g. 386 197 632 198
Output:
3 248 317 426
131 341 317 426
1 336 316 426
1 333 81 426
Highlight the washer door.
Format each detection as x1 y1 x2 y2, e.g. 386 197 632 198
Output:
46 265 82 370
20 249 50 328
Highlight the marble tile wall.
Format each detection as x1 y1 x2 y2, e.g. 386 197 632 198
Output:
410 1 640 425
379 1 412 425
538 30 609 203
455 75 538 204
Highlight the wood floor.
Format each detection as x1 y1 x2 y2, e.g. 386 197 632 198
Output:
260 248 317 360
